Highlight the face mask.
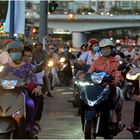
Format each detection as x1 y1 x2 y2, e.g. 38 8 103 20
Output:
116 46 121 51
93 46 99 52
101 47 112 57
64 48 68 53
10 52 22 61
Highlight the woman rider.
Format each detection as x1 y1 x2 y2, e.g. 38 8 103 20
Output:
3 41 43 137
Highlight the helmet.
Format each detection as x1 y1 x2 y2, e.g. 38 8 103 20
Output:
88 38 99 45
99 38 114 48
7 41 23 51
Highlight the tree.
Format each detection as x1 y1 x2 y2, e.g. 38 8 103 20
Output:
0 1 8 20
77 6 95 14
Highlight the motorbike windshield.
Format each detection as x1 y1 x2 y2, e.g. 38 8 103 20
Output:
80 85 110 106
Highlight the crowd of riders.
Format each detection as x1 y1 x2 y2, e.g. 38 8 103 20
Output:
0 35 140 138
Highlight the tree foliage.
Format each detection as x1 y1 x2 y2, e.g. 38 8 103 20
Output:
0 1 8 20
109 5 140 15
77 6 95 14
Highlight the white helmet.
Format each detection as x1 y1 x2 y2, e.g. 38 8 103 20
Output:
99 38 114 48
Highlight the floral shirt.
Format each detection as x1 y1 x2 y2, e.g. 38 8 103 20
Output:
5 63 36 84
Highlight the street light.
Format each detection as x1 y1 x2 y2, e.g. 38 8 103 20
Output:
68 13 75 20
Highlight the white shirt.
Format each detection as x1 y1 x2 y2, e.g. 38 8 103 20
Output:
78 51 100 65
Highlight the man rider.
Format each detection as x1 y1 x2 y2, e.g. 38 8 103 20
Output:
61 44 76 86
32 43 53 97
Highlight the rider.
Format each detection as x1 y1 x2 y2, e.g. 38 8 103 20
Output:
23 45 44 134
47 44 60 88
32 42 53 97
123 45 136 61
76 38 101 73
60 44 76 86
77 43 88 58
87 38 124 136
113 43 125 59
4 41 44 137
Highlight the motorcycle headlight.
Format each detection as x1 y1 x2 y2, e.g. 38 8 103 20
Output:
59 57 65 63
47 61 54 67
78 81 91 86
91 74 103 84
1 80 17 89
126 73 140 80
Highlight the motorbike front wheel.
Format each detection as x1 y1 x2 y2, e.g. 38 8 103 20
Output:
84 121 96 139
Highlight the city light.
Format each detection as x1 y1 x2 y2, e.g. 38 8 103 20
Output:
68 13 75 20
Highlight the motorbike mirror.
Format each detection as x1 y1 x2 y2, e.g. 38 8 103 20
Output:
0 65 4 72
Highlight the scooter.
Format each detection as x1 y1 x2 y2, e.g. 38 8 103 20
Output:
125 66 140 139
58 56 72 85
0 65 26 139
120 56 140 100
77 71 124 139
45 59 54 90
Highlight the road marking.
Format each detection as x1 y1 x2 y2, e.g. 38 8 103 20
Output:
54 88 65 92
61 91 73 95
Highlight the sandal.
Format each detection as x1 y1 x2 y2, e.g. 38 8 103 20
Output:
31 123 41 135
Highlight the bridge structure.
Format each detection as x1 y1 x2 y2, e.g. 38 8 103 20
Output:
26 14 140 48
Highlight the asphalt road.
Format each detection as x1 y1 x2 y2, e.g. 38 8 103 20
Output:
37 86 135 139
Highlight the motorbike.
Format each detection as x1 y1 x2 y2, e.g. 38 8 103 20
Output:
0 65 26 139
58 56 73 86
125 66 140 139
45 59 54 89
59 57 68 72
120 62 140 100
76 71 124 139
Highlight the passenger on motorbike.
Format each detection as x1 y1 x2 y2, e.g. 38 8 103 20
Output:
2 41 42 137
23 45 44 134
87 38 124 135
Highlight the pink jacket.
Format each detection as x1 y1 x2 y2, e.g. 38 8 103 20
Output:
88 56 123 81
